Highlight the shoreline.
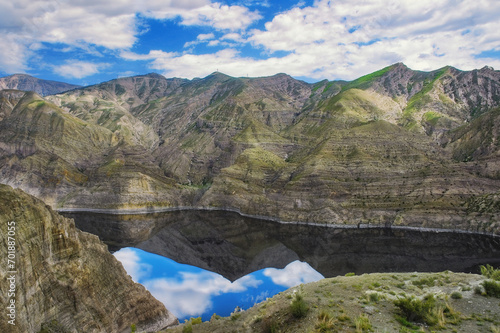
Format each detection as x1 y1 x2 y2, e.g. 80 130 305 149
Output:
57 206 500 238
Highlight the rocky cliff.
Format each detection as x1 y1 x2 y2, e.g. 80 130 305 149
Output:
0 74 80 96
0 184 177 333
0 64 499 233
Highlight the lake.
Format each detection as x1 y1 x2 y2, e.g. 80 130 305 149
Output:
61 209 500 321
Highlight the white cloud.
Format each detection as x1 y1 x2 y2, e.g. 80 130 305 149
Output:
263 261 323 288
0 0 260 76
179 3 261 30
144 271 262 319
120 0 500 81
53 60 110 78
0 34 32 73
113 248 152 282
245 0 500 79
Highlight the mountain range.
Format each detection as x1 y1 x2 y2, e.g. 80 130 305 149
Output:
0 63 499 233
0 74 80 96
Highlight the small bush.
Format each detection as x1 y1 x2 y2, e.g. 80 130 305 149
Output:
231 313 242 321
369 292 381 303
315 311 336 332
355 314 372 332
451 291 463 299
483 280 500 298
182 323 193 333
131 324 137 333
290 294 309 318
262 316 279 333
412 276 436 289
337 313 350 322
481 265 500 281
393 294 438 325
345 272 356 277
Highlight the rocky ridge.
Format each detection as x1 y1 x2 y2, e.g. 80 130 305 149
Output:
0 74 81 96
0 64 499 233
0 184 177 333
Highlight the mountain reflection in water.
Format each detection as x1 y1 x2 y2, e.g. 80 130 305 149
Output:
63 209 500 281
62 209 500 320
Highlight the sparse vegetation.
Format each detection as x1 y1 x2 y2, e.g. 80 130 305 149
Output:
482 280 500 298
481 264 500 281
315 311 336 332
355 314 372 332
290 293 309 318
393 294 439 325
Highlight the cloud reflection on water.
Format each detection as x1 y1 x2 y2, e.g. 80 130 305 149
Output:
114 247 323 320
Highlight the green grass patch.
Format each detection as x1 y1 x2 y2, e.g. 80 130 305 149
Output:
482 280 500 298
481 265 500 281
290 293 309 318
341 65 393 91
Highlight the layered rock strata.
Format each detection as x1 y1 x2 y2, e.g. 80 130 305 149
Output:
0 184 177 333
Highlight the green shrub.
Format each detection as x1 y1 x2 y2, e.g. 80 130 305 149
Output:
369 292 381 303
130 324 137 333
355 314 372 332
290 294 309 318
451 291 463 299
481 264 500 281
345 272 356 277
231 313 242 321
262 316 279 333
182 323 193 333
482 280 500 298
412 276 436 289
190 317 202 325
393 294 438 325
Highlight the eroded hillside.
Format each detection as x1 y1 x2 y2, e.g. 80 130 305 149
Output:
0 64 499 232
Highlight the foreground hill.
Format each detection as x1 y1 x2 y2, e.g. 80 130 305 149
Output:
165 271 500 333
0 184 177 333
0 64 499 232
0 74 80 96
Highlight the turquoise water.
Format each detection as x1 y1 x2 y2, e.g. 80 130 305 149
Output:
114 247 323 322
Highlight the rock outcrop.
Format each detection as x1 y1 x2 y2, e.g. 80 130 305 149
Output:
0 184 177 333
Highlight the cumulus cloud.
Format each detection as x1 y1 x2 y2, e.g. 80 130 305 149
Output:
179 3 262 30
144 271 262 318
118 0 500 80
113 248 152 282
0 0 261 76
53 60 110 78
263 261 324 288
246 0 500 79
3 0 500 81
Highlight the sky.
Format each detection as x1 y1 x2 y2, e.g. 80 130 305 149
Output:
1 0 500 85
113 247 323 321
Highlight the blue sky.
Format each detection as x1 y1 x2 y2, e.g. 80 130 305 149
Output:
113 247 323 321
1 0 500 85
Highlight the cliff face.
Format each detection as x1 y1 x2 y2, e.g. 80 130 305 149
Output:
0 64 500 232
0 184 177 333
